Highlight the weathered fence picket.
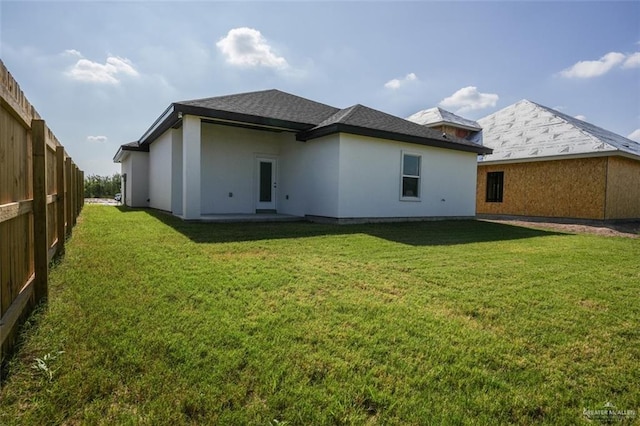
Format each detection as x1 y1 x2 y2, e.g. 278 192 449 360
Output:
0 59 84 366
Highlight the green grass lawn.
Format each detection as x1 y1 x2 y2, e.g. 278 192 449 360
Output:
1 205 638 425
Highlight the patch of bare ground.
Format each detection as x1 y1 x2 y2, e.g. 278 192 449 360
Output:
484 219 640 238
84 198 120 205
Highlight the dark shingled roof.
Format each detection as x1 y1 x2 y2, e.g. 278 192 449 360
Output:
297 104 492 154
175 89 340 128
124 89 490 156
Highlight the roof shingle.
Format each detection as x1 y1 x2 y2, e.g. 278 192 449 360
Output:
298 104 492 154
124 89 490 155
177 89 340 126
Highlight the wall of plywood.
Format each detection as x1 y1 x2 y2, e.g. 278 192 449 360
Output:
605 156 640 220
476 157 608 219
431 125 471 140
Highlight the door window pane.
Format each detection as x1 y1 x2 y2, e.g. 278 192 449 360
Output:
259 162 272 202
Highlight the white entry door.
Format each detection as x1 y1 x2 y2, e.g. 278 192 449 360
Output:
256 157 277 211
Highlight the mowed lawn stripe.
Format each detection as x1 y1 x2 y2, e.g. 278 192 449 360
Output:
1 205 638 425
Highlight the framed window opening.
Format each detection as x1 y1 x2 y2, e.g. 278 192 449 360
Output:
486 171 504 202
401 152 421 200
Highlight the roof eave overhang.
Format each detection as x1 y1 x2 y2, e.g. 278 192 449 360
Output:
139 106 181 146
297 124 492 155
138 103 317 146
176 104 313 131
113 144 149 163
477 150 640 166
199 117 299 133
113 147 126 163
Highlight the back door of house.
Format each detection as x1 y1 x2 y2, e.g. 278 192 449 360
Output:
256 157 277 211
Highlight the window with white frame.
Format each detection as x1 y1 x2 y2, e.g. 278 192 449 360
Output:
401 152 421 199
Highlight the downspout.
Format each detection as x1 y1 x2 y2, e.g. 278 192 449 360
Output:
123 173 127 207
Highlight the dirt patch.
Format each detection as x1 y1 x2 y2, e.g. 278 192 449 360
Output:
485 219 640 238
84 198 120 206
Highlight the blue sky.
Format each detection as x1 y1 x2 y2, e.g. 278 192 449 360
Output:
2 1 639 176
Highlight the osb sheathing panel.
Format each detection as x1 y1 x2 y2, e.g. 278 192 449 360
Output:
477 157 608 219
605 156 640 219
434 125 471 139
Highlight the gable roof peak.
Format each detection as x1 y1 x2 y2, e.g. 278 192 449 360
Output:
178 88 323 107
406 106 481 131
173 89 341 128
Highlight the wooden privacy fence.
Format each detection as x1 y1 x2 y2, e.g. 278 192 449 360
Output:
0 60 84 364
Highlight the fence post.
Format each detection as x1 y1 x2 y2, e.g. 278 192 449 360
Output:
80 170 85 210
31 119 48 303
76 167 82 217
56 146 65 255
65 157 72 236
71 164 77 226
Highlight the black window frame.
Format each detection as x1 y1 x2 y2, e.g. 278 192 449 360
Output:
486 171 504 203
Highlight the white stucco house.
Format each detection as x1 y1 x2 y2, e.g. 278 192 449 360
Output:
113 90 491 222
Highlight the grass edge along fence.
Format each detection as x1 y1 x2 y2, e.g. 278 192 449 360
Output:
0 59 83 371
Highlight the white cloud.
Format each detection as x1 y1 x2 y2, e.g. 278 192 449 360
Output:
574 115 587 121
216 27 288 69
439 86 499 114
622 52 640 69
63 49 82 57
628 129 640 142
560 52 626 78
384 72 418 90
66 53 140 84
87 135 108 143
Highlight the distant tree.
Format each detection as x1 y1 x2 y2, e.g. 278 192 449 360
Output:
84 173 121 198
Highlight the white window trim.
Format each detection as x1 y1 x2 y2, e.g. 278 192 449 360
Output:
400 151 422 201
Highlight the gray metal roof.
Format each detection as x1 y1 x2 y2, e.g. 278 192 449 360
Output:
475 100 640 163
406 107 481 131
